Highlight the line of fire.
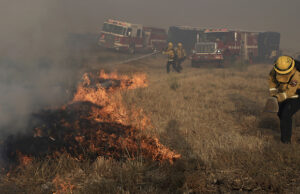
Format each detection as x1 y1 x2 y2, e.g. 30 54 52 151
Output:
1 70 181 169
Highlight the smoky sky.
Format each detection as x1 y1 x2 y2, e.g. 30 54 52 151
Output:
59 0 300 51
33 0 300 50
1 0 299 51
0 0 299 133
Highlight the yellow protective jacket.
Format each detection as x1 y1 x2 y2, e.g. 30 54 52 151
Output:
163 49 176 62
176 48 186 60
269 67 300 102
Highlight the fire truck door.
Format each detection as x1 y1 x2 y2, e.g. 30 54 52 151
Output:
241 33 248 61
131 25 138 37
143 31 151 47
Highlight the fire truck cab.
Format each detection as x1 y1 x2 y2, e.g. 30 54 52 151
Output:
98 19 143 53
98 19 167 53
191 28 259 67
191 42 223 67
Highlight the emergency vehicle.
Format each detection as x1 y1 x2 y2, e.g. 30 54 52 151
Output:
190 28 280 66
191 29 258 66
98 19 167 53
168 26 204 53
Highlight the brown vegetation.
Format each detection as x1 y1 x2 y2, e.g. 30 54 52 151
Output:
1 53 300 193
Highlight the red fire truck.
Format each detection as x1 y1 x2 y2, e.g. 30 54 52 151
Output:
191 28 260 67
142 27 168 51
98 19 167 53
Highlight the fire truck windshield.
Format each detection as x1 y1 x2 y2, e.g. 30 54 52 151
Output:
102 23 126 35
206 32 234 43
195 42 216 53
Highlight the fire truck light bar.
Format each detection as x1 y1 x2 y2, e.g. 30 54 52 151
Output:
107 19 129 27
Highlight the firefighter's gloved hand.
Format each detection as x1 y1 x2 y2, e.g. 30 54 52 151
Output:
264 97 279 113
276 92 287 102
269 88 278 96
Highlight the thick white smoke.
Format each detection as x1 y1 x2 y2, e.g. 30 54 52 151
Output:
0 0 79 134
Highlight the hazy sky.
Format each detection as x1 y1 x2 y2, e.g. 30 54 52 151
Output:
1 0 299 51
58 0 300 51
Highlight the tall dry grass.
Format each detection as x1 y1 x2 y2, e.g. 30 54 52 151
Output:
121 56 300 192
1 54 300 193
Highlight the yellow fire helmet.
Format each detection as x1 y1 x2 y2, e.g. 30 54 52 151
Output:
274 56 295 75
178 42 182 48
168 42 173 49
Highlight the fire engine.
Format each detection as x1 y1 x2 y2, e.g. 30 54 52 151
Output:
98 19 167 53
190 28 280 67
191 41 224 67
191 29 259 66
168 26 280 66
168 26 204 54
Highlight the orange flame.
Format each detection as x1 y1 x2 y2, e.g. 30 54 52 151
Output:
52 175 75 194
72 71 149 127
69 71 180 162
17 151 33 166
9 70 180 170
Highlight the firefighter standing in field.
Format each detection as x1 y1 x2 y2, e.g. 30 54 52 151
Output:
162 42 180 73
175 42 186 72
268 56 300 143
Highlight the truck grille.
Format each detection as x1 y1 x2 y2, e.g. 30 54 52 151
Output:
195 42 216 53
104 34 115 48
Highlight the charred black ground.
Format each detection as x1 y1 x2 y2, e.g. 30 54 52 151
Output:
0 72 179 170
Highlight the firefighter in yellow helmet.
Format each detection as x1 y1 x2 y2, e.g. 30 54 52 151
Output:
162 42 180 73
268 56 300 143
175 42 186 72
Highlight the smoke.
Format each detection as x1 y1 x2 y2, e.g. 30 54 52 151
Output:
0 0 79 134
0 0 299 134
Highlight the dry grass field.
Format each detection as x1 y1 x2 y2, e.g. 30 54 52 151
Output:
1 52 300 193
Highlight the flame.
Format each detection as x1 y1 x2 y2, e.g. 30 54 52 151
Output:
70 71 179 162
72 71 150 128
17 151 33 166
52 175 75 194
7 70 180 170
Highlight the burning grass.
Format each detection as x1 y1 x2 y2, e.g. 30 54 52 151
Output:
3 70 180 165
2 55 300 193
0 70 180 193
